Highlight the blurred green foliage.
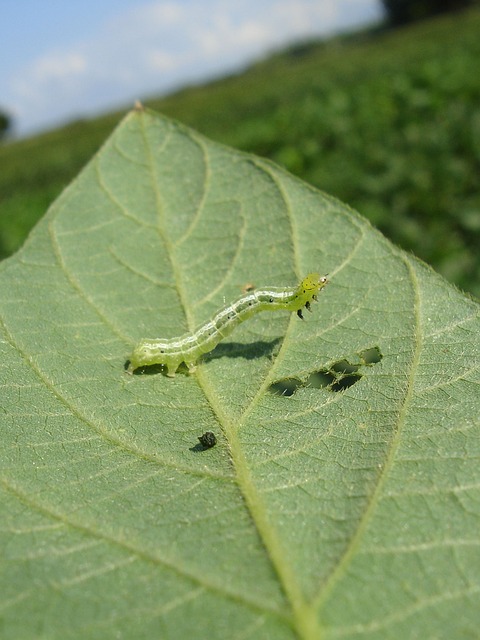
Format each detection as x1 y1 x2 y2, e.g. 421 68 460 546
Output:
0 110 11 140
1 7 479 296
381 0 475 26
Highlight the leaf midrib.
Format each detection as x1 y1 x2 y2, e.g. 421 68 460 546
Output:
139 114 321 637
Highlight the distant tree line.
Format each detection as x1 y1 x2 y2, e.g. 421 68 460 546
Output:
0 109 12 140
382 0 475 25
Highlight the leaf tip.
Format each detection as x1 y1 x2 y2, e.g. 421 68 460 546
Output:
133 100 145 112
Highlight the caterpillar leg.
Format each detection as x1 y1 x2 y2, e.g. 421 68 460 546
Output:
166 361 181 377
165 361 196 377
185 362 197 374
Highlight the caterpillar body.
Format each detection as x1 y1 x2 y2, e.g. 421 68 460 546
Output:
127 273 328 377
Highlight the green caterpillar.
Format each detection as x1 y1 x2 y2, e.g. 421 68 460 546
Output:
128 273 328 377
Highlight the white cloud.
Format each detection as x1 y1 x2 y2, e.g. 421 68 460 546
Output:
149 50 180 72
11 52 89 125
6 0 381 136
275 0 337 30
13 52 86 96
34 53 86 83
194 16 271 57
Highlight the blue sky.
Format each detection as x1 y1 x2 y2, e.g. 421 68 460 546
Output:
1 0 382 137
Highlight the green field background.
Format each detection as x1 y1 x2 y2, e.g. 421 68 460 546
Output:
1 7 479 296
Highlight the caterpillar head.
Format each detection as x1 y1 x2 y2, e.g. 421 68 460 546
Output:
294 273 328 318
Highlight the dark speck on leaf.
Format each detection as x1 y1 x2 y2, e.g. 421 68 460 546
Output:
198 431 217 448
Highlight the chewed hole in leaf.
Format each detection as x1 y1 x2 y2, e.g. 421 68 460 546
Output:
268 378 303 397
306 363 361 392
328 372 362 392
305 371 336 388
268 346 383 396
358 346 382 364
330 359 360 375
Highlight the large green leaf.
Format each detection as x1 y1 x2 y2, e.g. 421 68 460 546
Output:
1 108 479 639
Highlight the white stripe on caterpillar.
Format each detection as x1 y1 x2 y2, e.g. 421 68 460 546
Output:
127 273 328 377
